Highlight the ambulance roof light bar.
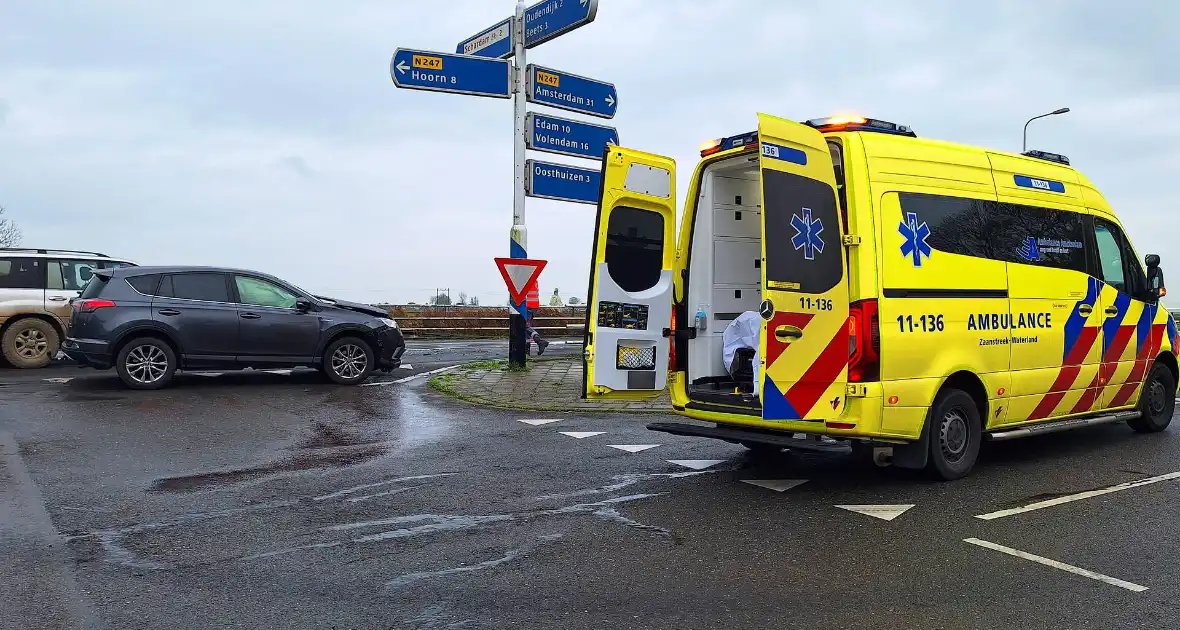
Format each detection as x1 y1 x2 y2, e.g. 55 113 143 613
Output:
805 115 917 137
1021 149 1071 166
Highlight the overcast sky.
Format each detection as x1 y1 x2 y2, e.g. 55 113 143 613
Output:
2 1 1176 305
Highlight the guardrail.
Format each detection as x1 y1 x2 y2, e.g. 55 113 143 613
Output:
380 305 1180 339
380 305 586 339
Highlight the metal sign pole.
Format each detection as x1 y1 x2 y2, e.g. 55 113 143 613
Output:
508 0 529 368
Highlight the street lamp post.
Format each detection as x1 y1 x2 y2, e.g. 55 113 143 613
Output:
1023 107 1070 153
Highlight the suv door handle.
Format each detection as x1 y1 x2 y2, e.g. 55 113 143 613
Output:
158 309 180 316
240 312 261 320
48 296 69 302
1105 306 1120 316
1077 304 1093 316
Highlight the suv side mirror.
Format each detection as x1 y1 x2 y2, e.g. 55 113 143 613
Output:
295 299 313 313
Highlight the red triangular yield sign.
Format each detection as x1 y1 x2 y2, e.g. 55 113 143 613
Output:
494 257 547 305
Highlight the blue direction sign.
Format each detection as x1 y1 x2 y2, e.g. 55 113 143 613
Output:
390 48 511 99
524 0 598 48
525 160 601 205
526 64 617 119
527 113 618 160
457 17 514 59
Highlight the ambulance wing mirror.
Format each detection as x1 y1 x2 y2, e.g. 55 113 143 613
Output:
1146 254 1165 301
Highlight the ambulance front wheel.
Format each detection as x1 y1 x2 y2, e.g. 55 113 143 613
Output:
924 389 982 481
1128 363 1175 433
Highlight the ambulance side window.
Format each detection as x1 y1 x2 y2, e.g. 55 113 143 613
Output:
605 207 663 293
1092 220 1146 297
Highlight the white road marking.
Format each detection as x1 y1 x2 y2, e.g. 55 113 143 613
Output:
963 538 1148 592
741 479 808 493
346 486 421 503
558 431 605 439
667 459 726 471
836 504 915 521
975 470 1180 520
607 444 660 454
518 418 562 426
43 377 74 384
361 364 459 387
398 363 413 370
312 473 458 501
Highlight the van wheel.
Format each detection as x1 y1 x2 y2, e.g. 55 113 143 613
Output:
116 337 177 390
2 318 59 369
323 337 374 385
924 389 981 481
1128 363 1175 433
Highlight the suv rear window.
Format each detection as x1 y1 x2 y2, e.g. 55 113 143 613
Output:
79 273 110 298
0 257 44 289
127 273 162 296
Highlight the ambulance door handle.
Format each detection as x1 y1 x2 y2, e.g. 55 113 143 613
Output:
1104 306 1119 316
1077 304 1093 316
775 325 803 340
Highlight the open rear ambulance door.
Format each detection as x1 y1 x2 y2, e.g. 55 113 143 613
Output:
582 146 677 400
757 113 851 421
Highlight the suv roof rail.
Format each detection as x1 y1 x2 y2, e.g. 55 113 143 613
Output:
0 247 110 257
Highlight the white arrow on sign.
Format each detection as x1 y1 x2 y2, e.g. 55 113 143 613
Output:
605 94 615 108
395 60 409 74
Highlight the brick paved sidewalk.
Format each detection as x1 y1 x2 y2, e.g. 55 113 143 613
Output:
429 357 670 413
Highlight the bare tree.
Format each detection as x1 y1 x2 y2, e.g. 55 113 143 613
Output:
470 295 480 306
457 292 468 306
0 206 20 247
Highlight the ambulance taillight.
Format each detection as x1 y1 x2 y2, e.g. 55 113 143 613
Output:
668 310 678 372
848 299 880 382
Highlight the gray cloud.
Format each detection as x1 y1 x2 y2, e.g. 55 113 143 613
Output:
0 0 1176 304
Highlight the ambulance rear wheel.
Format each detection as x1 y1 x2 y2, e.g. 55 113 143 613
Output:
925 389 981 481
1128 363 1175 433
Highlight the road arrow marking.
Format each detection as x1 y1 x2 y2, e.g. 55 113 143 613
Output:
43 377 73 384
518 418 562 426
740 479 808 493
607 445 660 454
667 459 725 471
835 504 915 521
396 60 409 74
559 431 604 439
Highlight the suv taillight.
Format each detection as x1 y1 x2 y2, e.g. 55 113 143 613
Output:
848 299 879 382
74 299 116 313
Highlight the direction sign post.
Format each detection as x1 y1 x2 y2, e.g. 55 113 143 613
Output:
525 160 602 205
398 0 609 368
390 48 512 98
524 0 599 48
526 64 617 119
526 112 618 160
457 17 514 59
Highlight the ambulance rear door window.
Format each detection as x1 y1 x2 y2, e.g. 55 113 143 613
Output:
605 207 663 293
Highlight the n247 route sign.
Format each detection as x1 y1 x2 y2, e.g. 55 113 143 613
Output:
526 64 617 119
390 48 511 98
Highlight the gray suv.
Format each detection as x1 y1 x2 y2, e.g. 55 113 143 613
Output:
61 266 405 389
0 248 136 368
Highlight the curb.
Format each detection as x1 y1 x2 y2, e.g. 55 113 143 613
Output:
426 359 670 414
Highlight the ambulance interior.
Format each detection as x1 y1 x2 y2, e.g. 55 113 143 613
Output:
684 141 844 407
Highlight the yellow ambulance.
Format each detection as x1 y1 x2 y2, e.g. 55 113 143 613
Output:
582 113 1177 479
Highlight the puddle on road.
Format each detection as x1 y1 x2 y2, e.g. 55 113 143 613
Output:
150 444 387 491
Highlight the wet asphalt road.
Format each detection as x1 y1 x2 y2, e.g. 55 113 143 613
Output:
3 340 1180 629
